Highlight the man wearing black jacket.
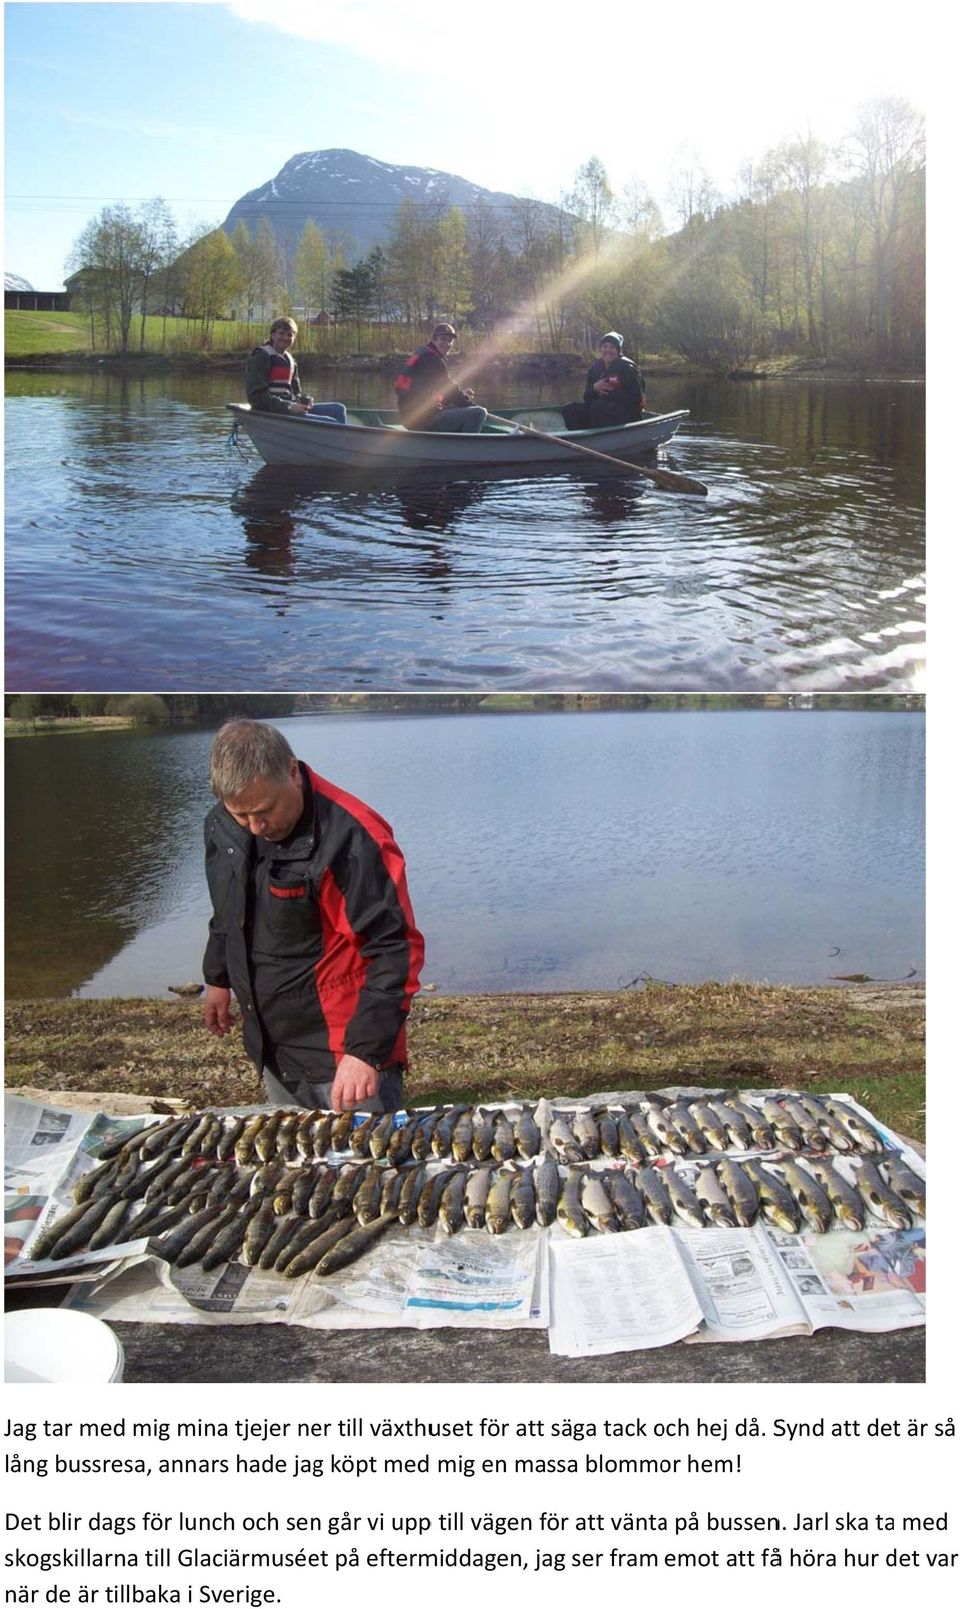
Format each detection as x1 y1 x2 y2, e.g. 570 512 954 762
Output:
561 332 646 430
394 323 488 431
202 721 424 1113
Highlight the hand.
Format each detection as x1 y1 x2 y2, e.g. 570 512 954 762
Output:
202 985 235 1037
291 401 311 414
463 388 475 401
300 395 314 407
331 1054 380 1112
594 378 612 395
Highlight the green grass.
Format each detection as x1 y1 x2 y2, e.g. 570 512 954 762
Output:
4 310 91 355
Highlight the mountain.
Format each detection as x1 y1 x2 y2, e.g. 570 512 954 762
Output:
221 148 561 263
5 272 34 291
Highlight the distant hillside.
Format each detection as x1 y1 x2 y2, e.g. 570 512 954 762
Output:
221 147 563 262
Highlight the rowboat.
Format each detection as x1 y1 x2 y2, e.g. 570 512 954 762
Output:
227 403 690 471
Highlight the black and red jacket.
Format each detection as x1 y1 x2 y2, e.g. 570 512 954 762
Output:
394 342 472 428
582 355 646 421
203 763 424 1103
245 343 304 413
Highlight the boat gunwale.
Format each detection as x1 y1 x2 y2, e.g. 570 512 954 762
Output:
227 402 691 445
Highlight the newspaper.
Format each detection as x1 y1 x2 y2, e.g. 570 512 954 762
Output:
4 1093 924 1353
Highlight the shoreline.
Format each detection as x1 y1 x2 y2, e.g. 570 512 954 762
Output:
5 982 925 1139
5 349 926 385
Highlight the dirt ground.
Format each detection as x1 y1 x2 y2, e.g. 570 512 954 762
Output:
4 981 925 1139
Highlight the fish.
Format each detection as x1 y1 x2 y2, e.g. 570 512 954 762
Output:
689 1102 729 1153
73 1155 120 1205
884 1155 925 1219
275 1211 343 1274
549 1114 584 1164
332 1162 373 1209
741 1160 802 1233
310 1112 335 1159
313 1212 398 1277
440 1171 469 1234
353 1165 385 1226
720 1095 776 1150
90 1122 150 1163
196 1115 224 1159
471 1108 496 1161
556 1170 589 1238
271 1167 306 1215
44 1192 126 1261
201 1200 260 1271
666 1104 707 1155
779 1159 834 1233
581 1174 619 1233
369 1111 397 1161
291 1164 322 1217
662 1165 707 1228
432 1105 468 1159
760 1098 802 1151
515 1107 541 1160
824 1099 885 1155
284 1217 357 1278
308 1166 338 1219
627 1112 662 1161
155 1198 234 1265
386 1118 416 1166
182 1112 219 1160
140 1115 193 1159
381 1170 406 1216
485 1169 514 1235
616 1115 647 1167
349 1112 381 1158
710 1100 753 1152
331 1111 355 1152
607 1171 647 1231
854 1159 912 1229
804 1158 865 1230
715 1158 760 1226
635 1166 674 1225
243 1201 279 1266
451 1107 476 1163
644 1105 685 1155
234 1114 269 1166
85 1198 132 1253
694 1165 737 1228
492 1110 516 1163
572 1109 601 1160
534 1154 561 1227
397 1164 428 1226
510 1167 537 1230
791 1093 853 1153
249 1157 286 1199
214 1114 245 1161
409 1109 441 1160
595 1110 620 1158
257 1213 309 1271
417 1166 460 1229
779 1097 828 1153
464 1167 493 1228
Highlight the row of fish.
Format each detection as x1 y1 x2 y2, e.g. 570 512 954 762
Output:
71 1090 888 1184
31 1117 924 1273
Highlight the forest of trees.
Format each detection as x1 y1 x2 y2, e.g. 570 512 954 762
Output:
65 98 924 374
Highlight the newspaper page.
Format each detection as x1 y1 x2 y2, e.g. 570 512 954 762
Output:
673 1222 811 1341
548 1224 704 1355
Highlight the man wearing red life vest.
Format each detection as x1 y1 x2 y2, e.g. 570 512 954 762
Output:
202 721 424 1113
245 318 347 424
394 323 487 432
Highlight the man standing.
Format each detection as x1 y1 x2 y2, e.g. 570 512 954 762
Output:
394 322 488 432
202 721 423 1112
561 332 646 430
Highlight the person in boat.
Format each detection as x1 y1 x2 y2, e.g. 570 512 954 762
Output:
246 318 347 423
394 323 488 432
201 720 424 1114
561 332 646 430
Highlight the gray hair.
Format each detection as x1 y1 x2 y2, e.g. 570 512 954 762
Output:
210 721 295 801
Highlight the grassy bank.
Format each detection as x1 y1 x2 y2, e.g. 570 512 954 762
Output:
4 983 925 1139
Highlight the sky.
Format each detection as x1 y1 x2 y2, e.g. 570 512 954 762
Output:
3 0 935 289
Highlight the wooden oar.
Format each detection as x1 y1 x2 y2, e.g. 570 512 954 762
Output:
486 412 708 496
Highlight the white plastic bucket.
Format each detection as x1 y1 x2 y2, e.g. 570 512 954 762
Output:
4 1308 124 1383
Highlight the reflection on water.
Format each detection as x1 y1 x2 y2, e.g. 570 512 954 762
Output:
5 710 924 1000
4 372 924 691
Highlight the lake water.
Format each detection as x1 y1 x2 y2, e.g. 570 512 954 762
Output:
4 709 924 999
4 371 924 692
